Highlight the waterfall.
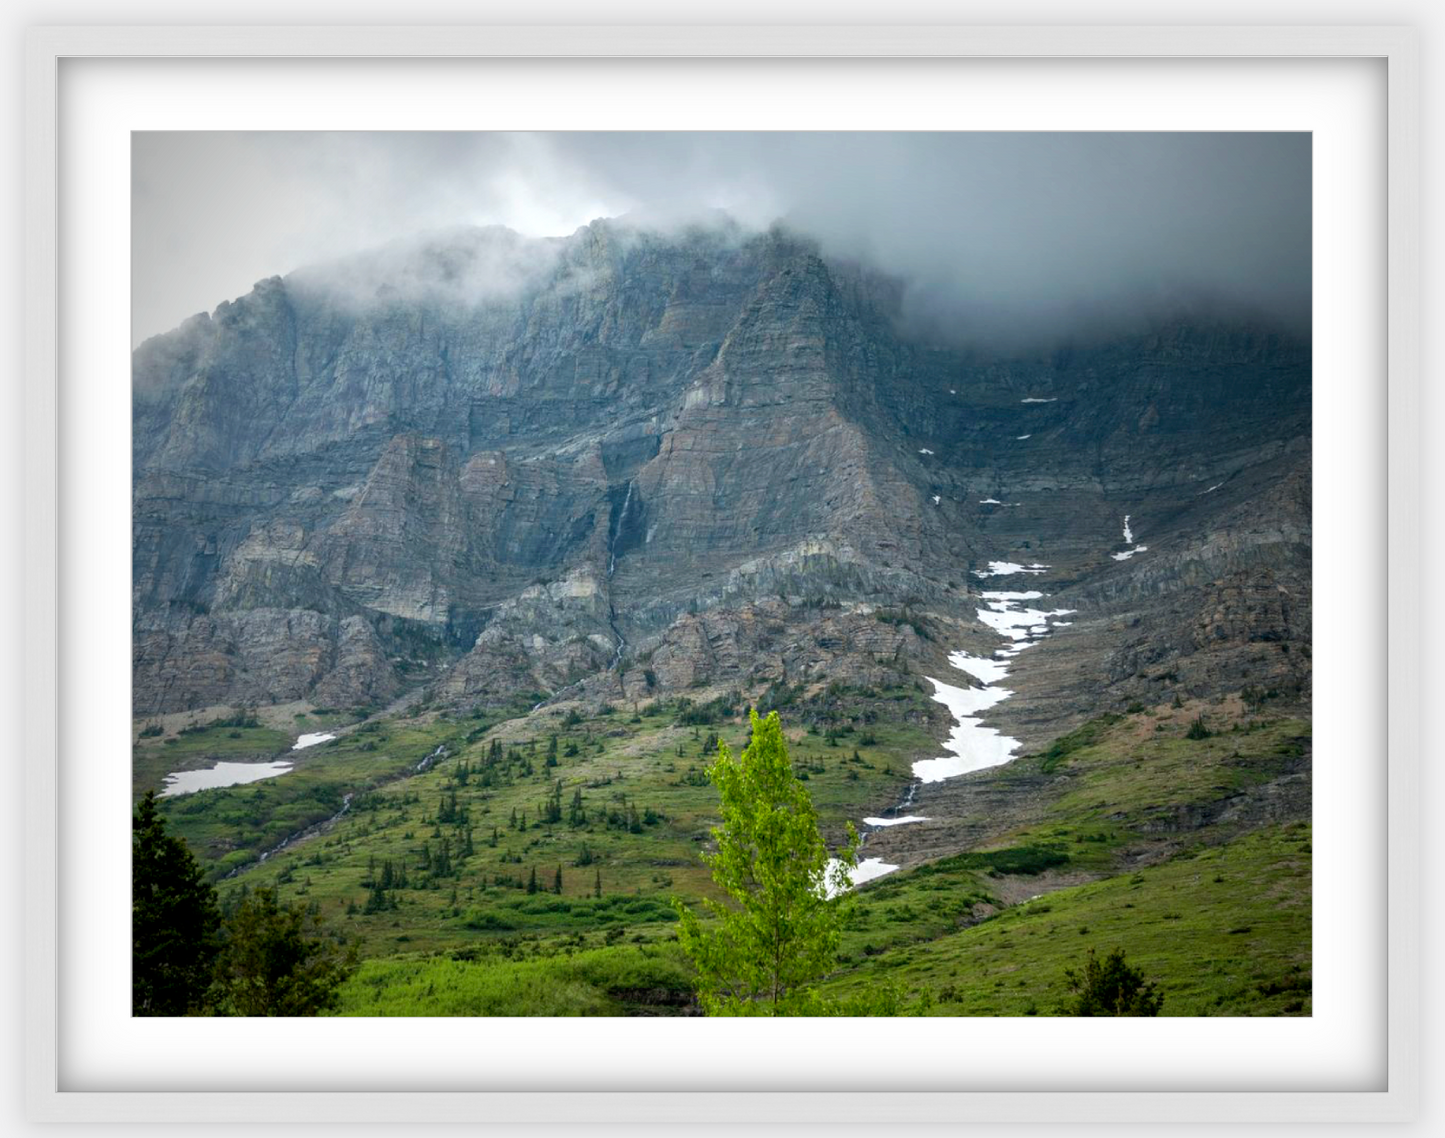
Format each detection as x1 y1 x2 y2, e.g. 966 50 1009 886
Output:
607 481 635 580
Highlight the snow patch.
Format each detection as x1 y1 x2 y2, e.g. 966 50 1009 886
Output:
979 498 1001 505
931 495 941 505
914 677 1017 782
918 448 934 455
1021 397 1057 404
948 649 1010 685
823 856 899 897
1016 434 1032 440
292 732 337 750
976 601 1076 640
910 586 1077 784
1112 514 1149 561
862 815 930 828
160 760 294 798
973 561 1048 578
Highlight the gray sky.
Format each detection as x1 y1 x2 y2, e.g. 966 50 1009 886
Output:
133 131 1310 350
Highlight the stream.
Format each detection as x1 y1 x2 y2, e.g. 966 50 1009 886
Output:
222 744 449 880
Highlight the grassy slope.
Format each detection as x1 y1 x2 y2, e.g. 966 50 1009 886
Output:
143 684 937 957
824 822 1310 1015
971 709 1309 876
336 943 696 1017
137 688 1310 1016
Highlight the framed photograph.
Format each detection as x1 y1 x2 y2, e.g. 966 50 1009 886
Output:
23 24 1420 1125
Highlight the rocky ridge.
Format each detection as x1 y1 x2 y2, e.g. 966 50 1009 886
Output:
133 219 1311 738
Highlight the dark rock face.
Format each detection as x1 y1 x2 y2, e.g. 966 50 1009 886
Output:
133 220 1309 721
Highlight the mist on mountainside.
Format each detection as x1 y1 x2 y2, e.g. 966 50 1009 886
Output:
134 131 1309 352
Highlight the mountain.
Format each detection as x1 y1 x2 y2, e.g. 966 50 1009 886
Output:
132 218 1311 751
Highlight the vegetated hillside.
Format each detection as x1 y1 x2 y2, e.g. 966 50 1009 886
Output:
136 684 1310 1016
133 216 1311 1014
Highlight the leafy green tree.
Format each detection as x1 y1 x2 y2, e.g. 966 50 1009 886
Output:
213 886 357 1016
673 710 858 1015
133 790 222 1015
1062 947 1164 1016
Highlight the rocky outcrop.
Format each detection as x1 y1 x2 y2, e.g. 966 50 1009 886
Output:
133 218 1310 719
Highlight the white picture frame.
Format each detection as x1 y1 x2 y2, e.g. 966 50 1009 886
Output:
22 24 1421 1126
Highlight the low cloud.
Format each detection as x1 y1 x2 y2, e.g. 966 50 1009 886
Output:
135 131 1310 351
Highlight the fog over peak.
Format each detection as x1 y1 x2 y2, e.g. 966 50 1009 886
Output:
134 131 1309 351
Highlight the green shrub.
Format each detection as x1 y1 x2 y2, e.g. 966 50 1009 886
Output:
1062 947 1163 1016
1036 714 1122 773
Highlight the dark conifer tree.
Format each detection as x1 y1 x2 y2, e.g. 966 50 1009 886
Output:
133 791 221 1015
215 887 357 1016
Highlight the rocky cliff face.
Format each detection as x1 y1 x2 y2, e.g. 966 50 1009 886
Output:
133 219 1310 724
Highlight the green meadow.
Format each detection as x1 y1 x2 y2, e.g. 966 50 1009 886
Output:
136 685 1310 1015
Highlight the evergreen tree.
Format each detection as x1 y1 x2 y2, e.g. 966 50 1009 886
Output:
526 866 538 894
213 887 357 1016
673 711 857 1015
1063 947 1164 1016
594 868 602 898
554 865 563 894
363 878 389 914
133 791 222 1015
